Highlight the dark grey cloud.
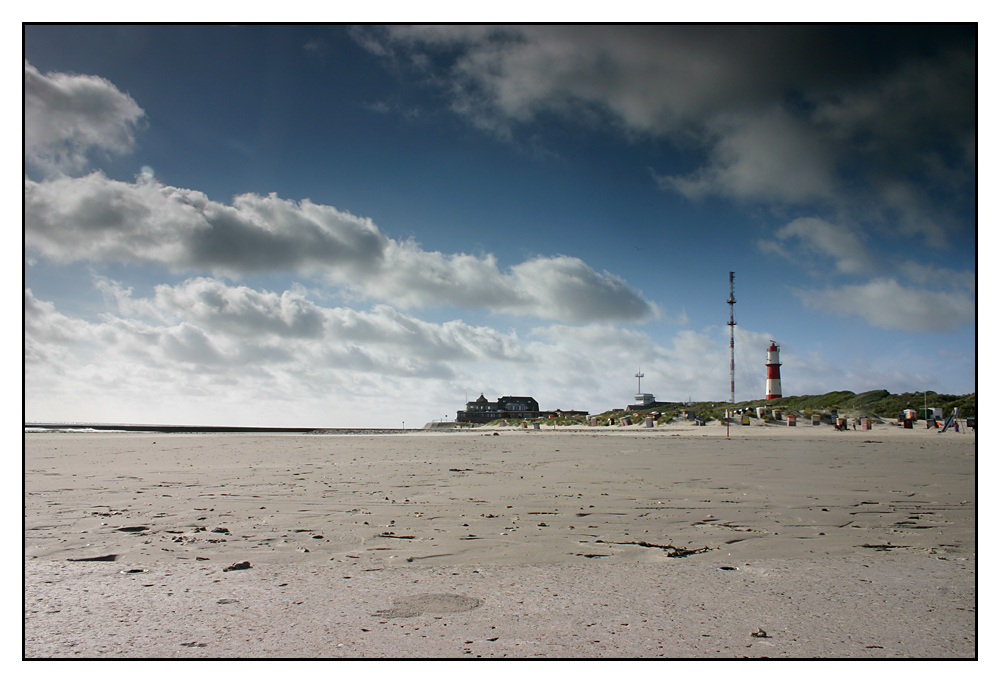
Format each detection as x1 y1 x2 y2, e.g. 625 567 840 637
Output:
364 25 821 135
24 173 389 277
362 26 972 136
186 193 389 276
360 25 975 244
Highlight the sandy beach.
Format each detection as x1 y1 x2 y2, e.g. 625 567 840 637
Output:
24 421 976 658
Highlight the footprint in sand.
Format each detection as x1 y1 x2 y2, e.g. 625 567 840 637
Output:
373 593 483 618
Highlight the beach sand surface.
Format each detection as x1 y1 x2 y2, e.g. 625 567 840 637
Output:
24 422 976 658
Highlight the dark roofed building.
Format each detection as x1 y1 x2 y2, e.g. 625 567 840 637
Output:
625 400 673 412
552 409 588 418
457 395 542 424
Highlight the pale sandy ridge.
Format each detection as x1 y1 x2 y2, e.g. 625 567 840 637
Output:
24 424 975 658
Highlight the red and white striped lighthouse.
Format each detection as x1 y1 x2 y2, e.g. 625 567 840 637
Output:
765 341 782 400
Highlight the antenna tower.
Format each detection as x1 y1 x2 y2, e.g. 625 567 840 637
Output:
635 369 644 394
727 272 736 405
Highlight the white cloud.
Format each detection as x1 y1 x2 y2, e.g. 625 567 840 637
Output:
23 288 90 347
25 173 655 324
509 256 656 323
84 278 530 369
357 241 510 309
897 261 975 292
794 278 974 333
149 278 327 339
25 283 533 425
24 60 145 176
758 217 975 333
525 323 756 406
761 217 878 275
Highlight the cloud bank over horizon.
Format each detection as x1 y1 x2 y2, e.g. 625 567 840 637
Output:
29 279 933 427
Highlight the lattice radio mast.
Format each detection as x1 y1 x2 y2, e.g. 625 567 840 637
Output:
727 272 736 405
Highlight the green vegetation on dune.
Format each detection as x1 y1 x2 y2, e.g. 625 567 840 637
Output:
473 389 975 427
764 390 975 419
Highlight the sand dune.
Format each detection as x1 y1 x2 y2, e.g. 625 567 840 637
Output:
24 423 975 658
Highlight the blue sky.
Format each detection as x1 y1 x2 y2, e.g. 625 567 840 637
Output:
23 24 977 427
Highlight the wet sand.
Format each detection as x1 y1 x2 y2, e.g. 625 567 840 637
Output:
24 422 976 658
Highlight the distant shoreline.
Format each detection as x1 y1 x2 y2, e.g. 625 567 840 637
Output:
23 423 405 435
